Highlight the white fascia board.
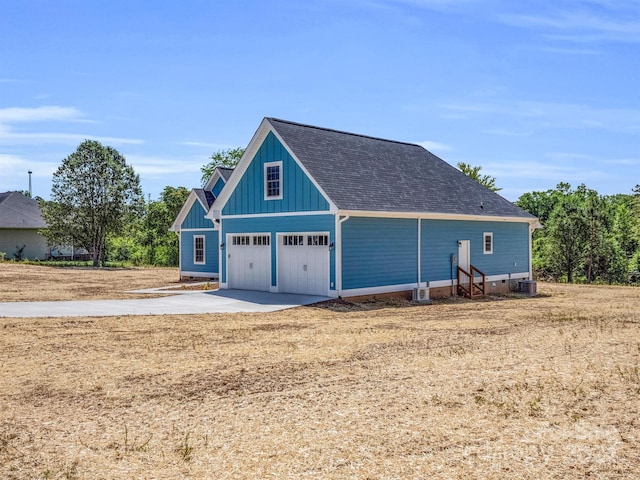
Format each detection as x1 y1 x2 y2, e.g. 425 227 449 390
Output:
337 209 538 224
170 190 210 232
209 118 339 219
203 169 222 192
267 119 338 214
207 118 272 219
221 210 334 219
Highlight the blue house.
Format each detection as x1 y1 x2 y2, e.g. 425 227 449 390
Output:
170 167 233 279
173 118 538 299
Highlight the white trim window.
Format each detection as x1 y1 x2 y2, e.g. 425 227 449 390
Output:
483 232 493 254
194 235 205 264
264 161 283 200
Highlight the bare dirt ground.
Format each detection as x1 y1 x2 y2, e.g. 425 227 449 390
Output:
0 272 639 478
0 263 181 301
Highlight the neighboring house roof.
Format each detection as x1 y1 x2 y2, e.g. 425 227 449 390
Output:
0 191 47 229
266 118 534 219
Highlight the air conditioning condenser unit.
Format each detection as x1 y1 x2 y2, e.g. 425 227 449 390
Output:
412 287 430 302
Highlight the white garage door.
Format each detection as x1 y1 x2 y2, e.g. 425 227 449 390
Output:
227 234 271 291
278 233 329 296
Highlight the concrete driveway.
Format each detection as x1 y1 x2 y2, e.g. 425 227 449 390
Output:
0 289 330 318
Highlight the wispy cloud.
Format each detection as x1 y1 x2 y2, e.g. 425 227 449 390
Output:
126 154 203 177
0 105 143 147
498 4 640 44
483 128 533 136
177 141 234 149
0 127 143 146
416 140 453 152
604 157 640 166
0 106 85 123
440 100 640 134
539 46 601 55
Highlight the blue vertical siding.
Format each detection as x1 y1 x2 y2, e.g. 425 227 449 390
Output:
421 219 529 281
212 177 226 197
181 201 213 230
221 214 335 289
181 230 219 274
222 132 330 215
342 217 418 290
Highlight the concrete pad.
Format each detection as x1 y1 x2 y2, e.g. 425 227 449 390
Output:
0 290 330 318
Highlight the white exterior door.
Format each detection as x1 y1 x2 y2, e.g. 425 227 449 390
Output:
227 234 271 291
458 240 470 272
278 233 329 296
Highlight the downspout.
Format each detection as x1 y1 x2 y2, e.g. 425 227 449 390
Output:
336 214 350 297
529 221 537 281
175 231 181 281
417 218 421 289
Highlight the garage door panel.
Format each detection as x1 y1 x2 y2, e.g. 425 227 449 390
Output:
278 233 329 296
227 234 271 291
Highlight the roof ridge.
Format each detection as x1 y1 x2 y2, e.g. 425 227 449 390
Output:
267 117 421 148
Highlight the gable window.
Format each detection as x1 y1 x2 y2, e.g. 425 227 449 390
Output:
264 161 283 200
194 235 205 264
483 232 493 255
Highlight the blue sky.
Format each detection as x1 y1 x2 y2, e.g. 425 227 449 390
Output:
1 0 638 202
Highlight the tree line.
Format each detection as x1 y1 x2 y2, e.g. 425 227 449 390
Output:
516 183 640 284
36 141 640 285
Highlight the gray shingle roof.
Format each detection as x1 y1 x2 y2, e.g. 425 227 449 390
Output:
218 167 234 181
267 118 534 219
194 189 215 208
0 191 47 229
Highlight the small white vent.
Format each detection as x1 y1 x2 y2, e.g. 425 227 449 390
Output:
412 287 430 302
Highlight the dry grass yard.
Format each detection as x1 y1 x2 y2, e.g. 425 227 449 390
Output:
0 263 180 301
1 268 639 478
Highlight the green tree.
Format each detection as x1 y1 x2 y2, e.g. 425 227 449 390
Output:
200 147 244 186
456 162 501 192
580 187 609 283
41 140 143 266
107 186 189 266
543 191 587 283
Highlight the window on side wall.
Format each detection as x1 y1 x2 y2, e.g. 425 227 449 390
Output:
483 232 493 254
194 235 205 264
264 161 283 200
